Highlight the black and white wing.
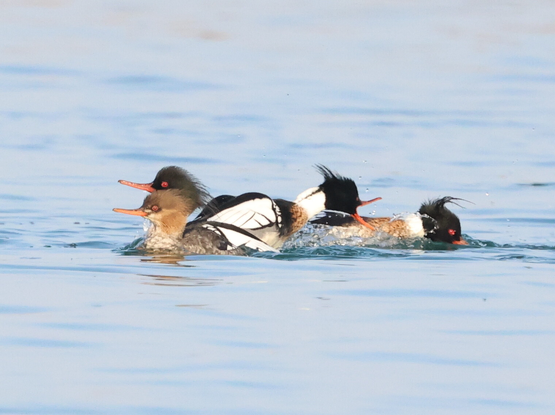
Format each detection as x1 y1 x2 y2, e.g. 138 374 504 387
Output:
206 192 281 229
202 222 279 253
193 195 236 221
196 192 286 247
183 221 278 254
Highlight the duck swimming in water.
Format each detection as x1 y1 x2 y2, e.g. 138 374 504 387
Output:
311 196 468 245
189 165 381 249
118 165 382 250
114 189 277 255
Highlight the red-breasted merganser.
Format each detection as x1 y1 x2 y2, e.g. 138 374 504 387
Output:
311 196 468 245
117 165 380 250
118 166 211 212
195 165 381 248
114 189 277 255
119 165 237 221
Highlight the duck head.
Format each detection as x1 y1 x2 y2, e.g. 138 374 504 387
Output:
113 189 195 238
118 166 210 211
419 197 468 245
294 165 381 229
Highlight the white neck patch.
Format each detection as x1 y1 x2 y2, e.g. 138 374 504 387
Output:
402 213 425 237
294 187 326 219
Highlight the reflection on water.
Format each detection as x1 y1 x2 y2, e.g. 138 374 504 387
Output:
140 273 223 287
139 253 188 266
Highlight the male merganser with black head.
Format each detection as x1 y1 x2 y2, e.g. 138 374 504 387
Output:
311 196 468 245
118 166 211 212
418 197 467 244
193 165 381 249
114 189 276 255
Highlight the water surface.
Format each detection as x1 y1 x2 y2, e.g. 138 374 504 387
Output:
0 1 554 414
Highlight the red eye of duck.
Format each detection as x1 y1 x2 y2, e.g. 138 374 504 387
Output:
161 181 169 188
151 205 160 212
448 229 456 236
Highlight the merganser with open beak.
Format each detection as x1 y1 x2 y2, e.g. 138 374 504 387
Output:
195 165 381 249
113 189 277 255
311 196 468 245
118 165 237 221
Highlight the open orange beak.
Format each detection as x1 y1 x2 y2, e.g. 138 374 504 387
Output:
351 197 382 231
452 238 469 245
113 207 148 217
352 213 376 230
118 180 155 193
360 197 382 207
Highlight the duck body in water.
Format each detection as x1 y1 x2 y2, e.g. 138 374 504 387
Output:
114 189 277 255
118 165 382 250
311 197 468 245
189 165 381 249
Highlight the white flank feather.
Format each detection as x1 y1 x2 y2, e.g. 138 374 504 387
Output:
402 213 425 237
203 224 278 252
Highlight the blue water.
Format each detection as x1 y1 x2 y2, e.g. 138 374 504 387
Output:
1 1 554 414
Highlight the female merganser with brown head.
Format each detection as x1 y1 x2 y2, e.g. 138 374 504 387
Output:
114 189 276 255
118 166 211 212
311 196 468 245
198 165 381 249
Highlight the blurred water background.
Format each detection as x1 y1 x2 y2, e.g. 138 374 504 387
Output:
0 1 554 414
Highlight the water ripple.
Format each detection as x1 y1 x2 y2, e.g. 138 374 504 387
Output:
329 351 498 367
1 337 92 348
104 75 220 92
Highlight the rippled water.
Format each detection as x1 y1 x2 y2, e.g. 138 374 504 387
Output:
1 1 554 414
